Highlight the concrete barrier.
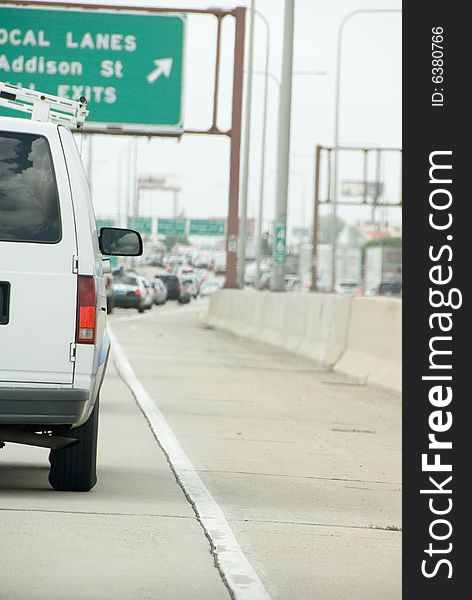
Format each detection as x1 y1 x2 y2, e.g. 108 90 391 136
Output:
207 290 402 393
207 290 351 367
334 296 402 392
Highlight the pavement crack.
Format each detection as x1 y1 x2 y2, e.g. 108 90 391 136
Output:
196 468 401 487
231 517 402 533
0 507 195 519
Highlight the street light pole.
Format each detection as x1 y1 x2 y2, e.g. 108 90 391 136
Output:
252 68 326 287
293 170 307 271
272 0 295 292
173 189 179 218
130 137 139 268
331 8 402 291
238 0 256 287
253 10 270 288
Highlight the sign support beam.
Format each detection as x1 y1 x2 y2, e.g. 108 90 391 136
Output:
224 7 246 289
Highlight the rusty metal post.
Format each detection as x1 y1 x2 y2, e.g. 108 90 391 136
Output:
211 15 223 131
326 147 332 202
311 145 322 292
224 7 246 289
363 148 368 204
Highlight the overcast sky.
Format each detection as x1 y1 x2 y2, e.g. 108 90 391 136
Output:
11 0 402 239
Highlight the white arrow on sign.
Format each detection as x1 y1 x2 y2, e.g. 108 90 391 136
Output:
146 58 173 84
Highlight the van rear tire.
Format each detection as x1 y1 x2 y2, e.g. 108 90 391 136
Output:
48 398 99 492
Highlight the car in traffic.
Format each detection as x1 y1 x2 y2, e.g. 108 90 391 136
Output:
212 251 227 275
200 280 221 297
155 274 191 304
257 272 302 292
371 280 402 297
182 274 200 298
335 280 363 295
244 260 271 286
258 270 272 290
0 89 142 492
379 281 402 296
152 277 168 305
112 273 148 313
138 275 155 310
284 274 302 291
194 251 212 269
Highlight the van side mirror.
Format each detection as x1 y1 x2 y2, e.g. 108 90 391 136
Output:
99 227 143 256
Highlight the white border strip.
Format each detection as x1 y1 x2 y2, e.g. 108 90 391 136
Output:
109 327 271 600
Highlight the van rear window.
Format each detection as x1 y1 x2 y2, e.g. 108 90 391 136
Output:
0 132 61 243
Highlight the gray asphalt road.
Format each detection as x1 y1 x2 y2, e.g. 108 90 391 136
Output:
0 298 401 599
0 332 228 600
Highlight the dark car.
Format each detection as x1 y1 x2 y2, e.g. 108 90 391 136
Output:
155 274 191 304
377 281 402 296
112 274 147 312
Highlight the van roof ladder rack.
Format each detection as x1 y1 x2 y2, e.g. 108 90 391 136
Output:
0 81 88 129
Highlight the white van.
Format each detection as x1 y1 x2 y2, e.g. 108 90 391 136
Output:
0 91 142 491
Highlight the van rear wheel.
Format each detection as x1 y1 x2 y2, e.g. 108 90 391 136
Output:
48 398 99 492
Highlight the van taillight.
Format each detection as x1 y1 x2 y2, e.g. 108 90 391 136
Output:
76 275 96 344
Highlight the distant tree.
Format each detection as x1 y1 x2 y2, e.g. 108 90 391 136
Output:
344 225 364 248
364 236 402 250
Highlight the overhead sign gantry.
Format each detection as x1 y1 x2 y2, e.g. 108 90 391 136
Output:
0 1 246 289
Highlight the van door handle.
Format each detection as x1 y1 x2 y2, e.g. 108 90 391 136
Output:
0 281 11 325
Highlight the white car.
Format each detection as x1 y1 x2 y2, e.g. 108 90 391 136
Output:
0 89 142 491
211 251 227 275
138 275 156 310
200 280 221 297
244 261 270 285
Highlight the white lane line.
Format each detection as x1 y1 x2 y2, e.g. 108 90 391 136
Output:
109 327 271 600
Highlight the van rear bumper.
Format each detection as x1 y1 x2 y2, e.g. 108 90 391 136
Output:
0 388 88 425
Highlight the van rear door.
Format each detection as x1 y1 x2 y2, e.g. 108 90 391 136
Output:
0 126 78 384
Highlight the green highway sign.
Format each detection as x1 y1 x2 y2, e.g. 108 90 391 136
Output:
96 218 115 229
128 216 152 234
189 220 225 236
158 218 185 235
274 219 287 265
0 6 185 132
